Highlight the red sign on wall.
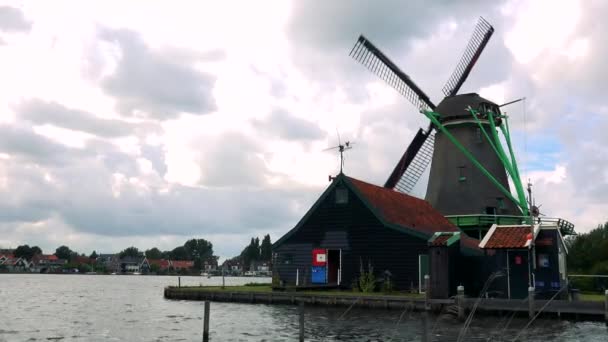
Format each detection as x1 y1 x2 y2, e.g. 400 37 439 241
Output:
312 249 327 266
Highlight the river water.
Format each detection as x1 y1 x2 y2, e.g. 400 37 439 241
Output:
0 274 605 341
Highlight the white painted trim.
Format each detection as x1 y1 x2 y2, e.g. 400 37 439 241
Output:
479 224 497 248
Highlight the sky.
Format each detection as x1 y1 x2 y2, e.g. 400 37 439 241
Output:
0 0 606 259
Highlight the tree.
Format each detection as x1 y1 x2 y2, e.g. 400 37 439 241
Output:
55 245 73 260
31 246 42 256
184 239 214 260
170 246 189 260
260 234 272 261
15 245 38 260
89 251 98 259
119 246 142 258
145 247 163 259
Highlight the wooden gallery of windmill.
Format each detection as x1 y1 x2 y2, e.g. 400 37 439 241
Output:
272 18 575 299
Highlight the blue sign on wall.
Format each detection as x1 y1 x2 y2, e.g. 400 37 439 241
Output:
311 266 327 284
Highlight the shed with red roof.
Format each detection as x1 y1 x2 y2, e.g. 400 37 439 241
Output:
273 173 481 291
479 224 568 299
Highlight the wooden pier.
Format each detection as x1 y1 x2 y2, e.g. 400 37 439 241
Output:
164 286 608 322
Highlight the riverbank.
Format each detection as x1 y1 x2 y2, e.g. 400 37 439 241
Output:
164 285 608 322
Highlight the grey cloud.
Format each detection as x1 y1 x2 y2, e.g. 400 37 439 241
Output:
17 99 135 138
199 132 269 187
287 1 495 85
252 109 325 141
0 6 31 32
0 125 85 166
98 28 217 119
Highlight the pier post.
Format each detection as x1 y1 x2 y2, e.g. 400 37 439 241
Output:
299 302 305 342
203 301 210 342
424 275 430 311
457 285 465 321
178 276 181 288
604 290 608 324
528 287 535 319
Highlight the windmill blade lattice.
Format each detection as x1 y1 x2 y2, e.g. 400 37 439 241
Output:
442 17 494 97
350 35 436 111
384 127 435 191
393 130 435 194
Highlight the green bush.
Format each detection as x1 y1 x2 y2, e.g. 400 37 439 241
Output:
358 259 376 293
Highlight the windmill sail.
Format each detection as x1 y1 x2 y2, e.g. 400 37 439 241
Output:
442 17 494 97
385 127 435 193
350 35 436 110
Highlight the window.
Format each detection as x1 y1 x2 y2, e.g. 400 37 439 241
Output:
538 254 550 268
335 188 348 204
458 166 466 182
485 206 497 215
497 198 505 210
475 127 482 143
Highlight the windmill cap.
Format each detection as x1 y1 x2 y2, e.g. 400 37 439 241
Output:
435 93 500 123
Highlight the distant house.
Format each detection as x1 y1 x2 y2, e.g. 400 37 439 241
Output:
249 261 271 275
31 254 67 273
203 259 218 272
170 260 194 271
273 174 480 290
148 259 171 272
97 254 120 273
119 256 150 273
479 224 568 299
0 256 30 272
73 255 93 266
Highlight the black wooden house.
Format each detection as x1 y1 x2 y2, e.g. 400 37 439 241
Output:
272 173 481 291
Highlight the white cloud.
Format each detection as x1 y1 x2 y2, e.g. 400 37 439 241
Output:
0 0 606 257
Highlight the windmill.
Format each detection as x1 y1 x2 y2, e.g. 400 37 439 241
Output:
350 17 531 229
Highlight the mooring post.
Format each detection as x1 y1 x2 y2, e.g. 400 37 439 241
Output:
528 287 535 319
299 301 305 342
424 275 430 311
421 311 432 342
222 268 225 289
604 289 608 324
178 276 181 288
457 285 465 321
203 301 210 342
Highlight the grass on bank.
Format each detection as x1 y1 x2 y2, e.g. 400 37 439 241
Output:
580 293 606 302
170 283 424 298
170 284 607 301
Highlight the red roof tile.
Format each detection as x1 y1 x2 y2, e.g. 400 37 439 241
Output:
481 226 533 249
347 177 459 236
171 260 194 269
431 234 452 246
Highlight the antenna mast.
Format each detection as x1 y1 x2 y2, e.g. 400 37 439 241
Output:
324 139 354 176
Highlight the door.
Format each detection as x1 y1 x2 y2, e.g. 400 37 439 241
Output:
327 249 340 284
507 250 529 299
419 254 429 293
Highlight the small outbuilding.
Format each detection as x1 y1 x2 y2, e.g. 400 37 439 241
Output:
479 224 568 299
272 173 481 291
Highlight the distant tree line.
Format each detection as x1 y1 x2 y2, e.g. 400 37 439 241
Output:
566 221 608 292
5 238 218 270
237 234 272 270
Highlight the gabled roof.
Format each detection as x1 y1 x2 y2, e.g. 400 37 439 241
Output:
347 177 459 236
273 173 477 252
479 225 534 249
